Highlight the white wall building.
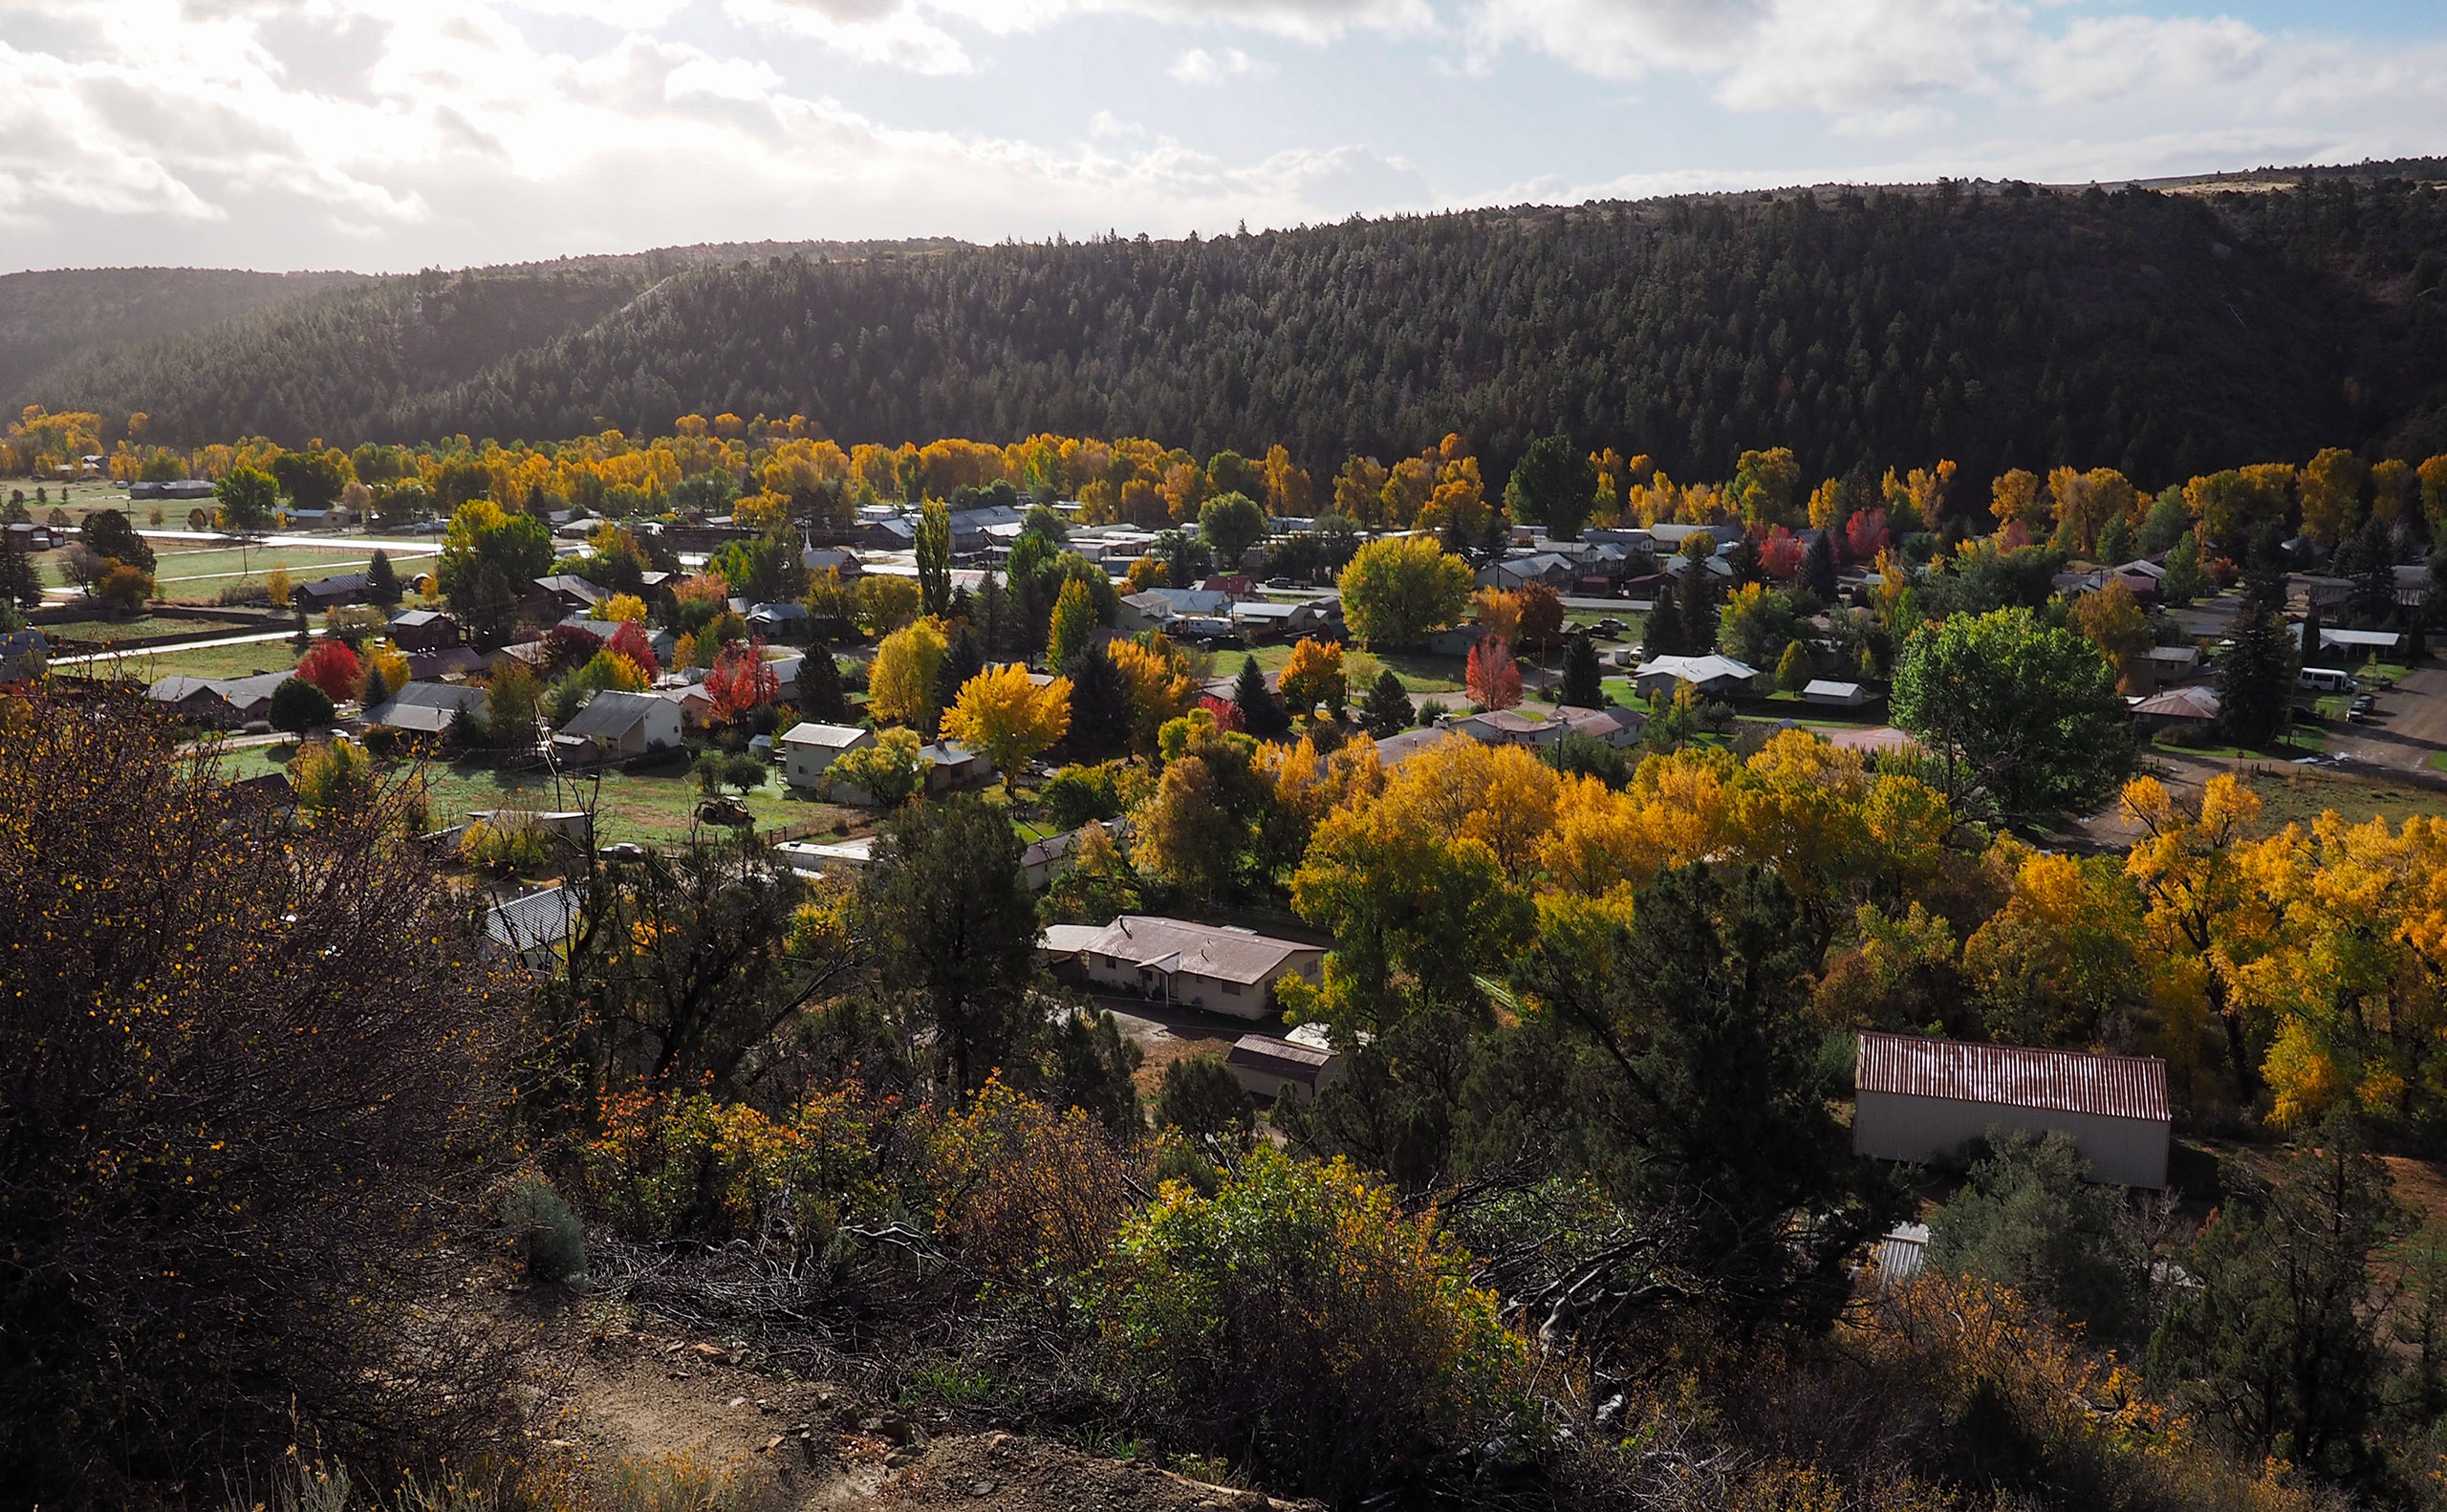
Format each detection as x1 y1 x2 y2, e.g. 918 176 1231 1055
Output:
1039 915 1325 1018
1852 1032 2171 1188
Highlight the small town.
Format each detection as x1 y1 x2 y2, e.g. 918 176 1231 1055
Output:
5 7 2447 1509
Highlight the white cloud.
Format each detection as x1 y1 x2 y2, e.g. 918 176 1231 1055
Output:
1169 46 1275 85
722 0 1428 74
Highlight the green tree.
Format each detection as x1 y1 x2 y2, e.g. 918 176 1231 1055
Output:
1891 607 2135 819
1505 433 1597 541
916 499 952 617
1154 1053 1253 1145
1359 668 1414 736
2160 530 2206 606
1232 653 1288 739
1063 643 1134 757
1199 490 1267 568
2150 1116 2399 1483
1503 865 1897 1342
78 509 155 574
364 548 401 607
793 639 848 722
213 467 277 573
2217 603 2296 750
1927 1130 2153 1350
1337 535 1472 649
1775 638 1811 692
270 450 347 511
2137 488 2192 556
862 795 1041 1095
1559 628 1603 707
267 675 335 735
1801 529 1838 602
1047 578 1101 671
0 531 39 612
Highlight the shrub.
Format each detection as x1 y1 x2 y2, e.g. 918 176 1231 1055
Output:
583 1088 883 1256
269 674 336 735
1042 760 1127 830
1101 1146 1524 1500
0 692 515 1500
922 1078 1134 1286
500 1176 587 1285
1153 1053 1252 1146
459 813 554 875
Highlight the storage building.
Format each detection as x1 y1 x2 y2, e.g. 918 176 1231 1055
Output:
1852 1032 2171 1188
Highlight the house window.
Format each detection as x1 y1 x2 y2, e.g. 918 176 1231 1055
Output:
1223 982 1243 996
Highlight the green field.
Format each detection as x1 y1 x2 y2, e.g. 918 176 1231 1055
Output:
72 638 307 681
39 613 258 645
1237 641 1469 694
30 534 437 594
2242 766 2447 830
206 745 861 848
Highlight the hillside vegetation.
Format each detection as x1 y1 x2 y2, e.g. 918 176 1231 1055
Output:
27 167 2447 487
0 266 366 406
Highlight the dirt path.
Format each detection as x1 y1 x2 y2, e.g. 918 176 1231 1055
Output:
2324 663 2447 775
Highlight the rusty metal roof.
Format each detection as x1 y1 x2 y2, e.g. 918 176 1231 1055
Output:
1855 1032 2170 1122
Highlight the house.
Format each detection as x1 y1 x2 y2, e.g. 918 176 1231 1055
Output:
802 547 863 578
1042 915 1326 1018
658 681 719 730
1446 707 1572 748
387 608 463 654
1118 587 1232 631
1225 1027 1346 1102
1020 822 1113 889
149 675 246 726
405 647 487 682
1633 654 1759 700
1475 553 1576 592
1802 679 1869 708
1851 1031 2171 1188
779 721 875 789
557 689 682 757
747 601 810 638
0 628 48 682
524 574 609 620
917 740 993 793
485 886 582 974
1373 726 1450 767
1229 599 1332 639
363 680 487 736
1649 522 1741 551
1425 622 1489 659
551 616 679 668
4 522 54 552
2133 683 2220 739
2295 624 2403 657
2129 644 2202 694
1557 704 1648 746
291 572 370 611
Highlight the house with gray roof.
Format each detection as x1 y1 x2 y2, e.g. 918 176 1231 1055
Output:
1040 915 1325 1018
363 680 488 736
557 689 681 757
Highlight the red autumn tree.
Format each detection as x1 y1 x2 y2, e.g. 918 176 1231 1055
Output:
1759 526 1803 580
1198 693 1245 733
703 636 781 724
1465 636 1522 711
292 638 361 702
605 617 659 680
1844 507 1890 563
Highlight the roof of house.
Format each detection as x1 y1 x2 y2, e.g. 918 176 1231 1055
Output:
149 674 233 704
485 886 582 952
366 681 487 732
0 628 47 666
531 573 608 604
1636 654 1759 684
1226 1033 1337 1085
1462 708 1562 736
918 740 985 767
390 609 450 628
1060 915 1321 986
1803 680 1865 698
216 671 296 708
2299 625 2403 650
560 689 671 740
2143 644 2202 664
1021 822 1108 871
1559 703 1645 734
406 647 487 680
2133 684 2221 721
1374 727 1451 767
781 721 871 748
1855 1031 2170 1122
297 572 369 595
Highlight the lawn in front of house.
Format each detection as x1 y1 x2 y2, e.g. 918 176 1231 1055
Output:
72 638 308 681
206 744 864 848
38 614 259 644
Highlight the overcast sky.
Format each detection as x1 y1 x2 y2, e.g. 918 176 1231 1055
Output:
2 0 2441 274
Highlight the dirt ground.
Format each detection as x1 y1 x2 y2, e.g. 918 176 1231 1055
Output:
510 1293 1317 1511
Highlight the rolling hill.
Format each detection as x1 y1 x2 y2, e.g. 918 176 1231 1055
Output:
0 266 367 413
22 164 2447 487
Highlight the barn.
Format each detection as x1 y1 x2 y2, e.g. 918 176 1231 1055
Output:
1851 1032 2171 1188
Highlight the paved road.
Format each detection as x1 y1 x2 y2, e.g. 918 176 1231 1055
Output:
2321 663 2447 775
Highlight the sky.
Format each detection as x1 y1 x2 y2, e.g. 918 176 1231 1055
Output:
0 0 2442 274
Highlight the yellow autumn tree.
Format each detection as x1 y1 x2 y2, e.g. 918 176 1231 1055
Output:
869 617 949 731
1278 637 1346 719
941 663 1071 793
1107 636 1200 755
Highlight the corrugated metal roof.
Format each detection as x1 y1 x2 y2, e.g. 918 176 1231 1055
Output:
1856 1032 2169 1122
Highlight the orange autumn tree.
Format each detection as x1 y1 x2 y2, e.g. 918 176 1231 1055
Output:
1465 636 1521 711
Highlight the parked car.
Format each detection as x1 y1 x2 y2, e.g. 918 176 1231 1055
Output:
1265 576 1294 589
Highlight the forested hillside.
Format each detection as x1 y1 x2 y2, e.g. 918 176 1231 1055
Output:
32 169 2447 490
0 266 365 409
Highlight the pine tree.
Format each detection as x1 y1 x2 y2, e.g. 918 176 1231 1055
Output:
358 663 390 713
1233 654 1288 739
796 637 847 722
0 532 37 612
1064 644 1134 757
1360 668 1414 736
1643 583 1684 658
364 549 401 607
2299 594 2324 669
291 610 312 654
2219 605 2295 750
1801 530 1838 602
942 621 985 701
1678 564 1720 655
1560 628 1603 707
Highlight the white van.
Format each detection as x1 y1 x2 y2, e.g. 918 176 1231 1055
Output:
2299 667 2358 694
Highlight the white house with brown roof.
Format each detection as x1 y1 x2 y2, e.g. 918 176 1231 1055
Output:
1226 1024 1346 1102
1041 915 1325 1018
1852 1032 2171 1188
780 721 875 789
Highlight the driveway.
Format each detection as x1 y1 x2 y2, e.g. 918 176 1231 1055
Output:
1081 992 1276 1093
2322 663 2447 776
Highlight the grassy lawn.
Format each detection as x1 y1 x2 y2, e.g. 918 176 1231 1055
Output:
81 639 307 680
207 745 863 847
39 613 257 644
2154 727 2328 761
2240 767 2447 830
32 540 435 593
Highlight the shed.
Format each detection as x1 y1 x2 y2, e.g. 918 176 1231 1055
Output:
363 680 487 735
1802 679 1868 707
485 886 583 974
1852 1032 2171 1188
1225 1032 1345 1102
779 721 875 789
292 572 370 610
